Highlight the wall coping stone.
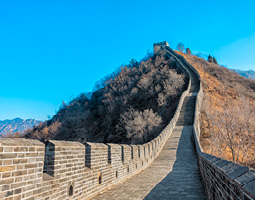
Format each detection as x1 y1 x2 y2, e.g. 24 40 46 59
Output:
0 138 44 146
47 140 84 147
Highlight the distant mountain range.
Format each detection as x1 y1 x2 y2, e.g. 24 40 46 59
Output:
232 69 255 79
0 118 42 137
193 52 255 80
194 52 209 60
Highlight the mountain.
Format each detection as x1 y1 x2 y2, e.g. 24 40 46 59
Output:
0 118 42 137
232 69 255 79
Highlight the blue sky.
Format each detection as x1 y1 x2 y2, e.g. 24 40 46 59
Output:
0 0 255 121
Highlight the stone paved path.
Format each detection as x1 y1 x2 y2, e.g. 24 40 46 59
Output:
92 126 207 200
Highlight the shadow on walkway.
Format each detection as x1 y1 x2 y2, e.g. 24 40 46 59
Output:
144 126 207 200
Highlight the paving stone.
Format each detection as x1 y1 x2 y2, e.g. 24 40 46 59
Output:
92 126 207 200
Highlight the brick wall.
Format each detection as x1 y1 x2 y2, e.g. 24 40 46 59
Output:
0 132 176 199
0 139 44 200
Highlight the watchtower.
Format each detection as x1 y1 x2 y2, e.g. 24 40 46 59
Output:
153 41 169 54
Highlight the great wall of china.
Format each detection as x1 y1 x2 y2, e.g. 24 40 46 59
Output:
0 42 254 200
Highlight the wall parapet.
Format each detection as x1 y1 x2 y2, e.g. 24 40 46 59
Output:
164 46 255 199
0 44 191 200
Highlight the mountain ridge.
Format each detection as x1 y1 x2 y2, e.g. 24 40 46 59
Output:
232 69 255 79
0 118 42 137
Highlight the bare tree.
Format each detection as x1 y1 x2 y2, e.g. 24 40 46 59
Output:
177 43 185 52
205 95 255 164
120 108 162 144
208 55 213 63
186 48 191 55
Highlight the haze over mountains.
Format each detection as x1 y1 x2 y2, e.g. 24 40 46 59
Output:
194 52 255 79
232 69 255 79
0 118 42 137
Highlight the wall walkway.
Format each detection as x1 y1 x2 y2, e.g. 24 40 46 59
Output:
167 45 255 200
92 126 207 200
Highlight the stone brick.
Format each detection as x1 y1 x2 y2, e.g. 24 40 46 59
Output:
13 195 22 200
0 178 14 185
2 185 9 191
13 159 28 164
3 160 12 165
2 172 11 178
14 188 21 194
12 170 27 177
5 190 13 197
4 147 13 152
0 166 15 172
14 147 28 152
0 153 17 159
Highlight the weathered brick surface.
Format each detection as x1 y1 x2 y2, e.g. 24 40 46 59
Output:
0 139 44 200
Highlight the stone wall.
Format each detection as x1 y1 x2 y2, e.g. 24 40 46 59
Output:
164 45 255 200
0 45 191 200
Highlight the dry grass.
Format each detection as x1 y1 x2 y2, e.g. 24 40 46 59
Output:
176 51 255 168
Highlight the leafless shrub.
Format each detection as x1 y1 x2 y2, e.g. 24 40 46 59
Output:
177 42 185 52
120 108 162 144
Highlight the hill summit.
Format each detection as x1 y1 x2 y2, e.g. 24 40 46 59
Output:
25 51 188 144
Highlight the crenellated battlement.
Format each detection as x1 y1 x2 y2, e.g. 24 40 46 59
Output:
153 41 169 55
0 131 176 199
153 41 169 47
0 138 160 199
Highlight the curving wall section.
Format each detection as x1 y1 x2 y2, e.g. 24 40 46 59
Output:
2 42 254 200
0 45 191 200
163 45 255 200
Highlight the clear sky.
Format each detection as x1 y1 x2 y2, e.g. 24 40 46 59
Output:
0 0 255 121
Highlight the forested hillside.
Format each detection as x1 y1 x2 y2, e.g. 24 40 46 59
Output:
177 51 255 168
25 51 188 144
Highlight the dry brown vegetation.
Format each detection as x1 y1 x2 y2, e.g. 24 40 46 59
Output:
25 52 187 144
177 51 255 168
